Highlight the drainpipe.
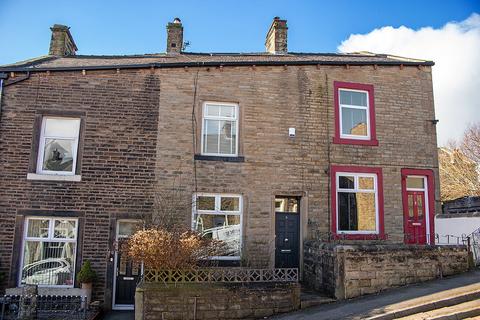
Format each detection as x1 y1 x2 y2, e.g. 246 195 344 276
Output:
0 72 8 123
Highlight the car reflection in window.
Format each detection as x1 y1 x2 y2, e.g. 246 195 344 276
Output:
199 219 240 256
22 258 72 286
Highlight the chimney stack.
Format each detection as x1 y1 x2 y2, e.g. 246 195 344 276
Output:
49 24 77 56
166 18 183 54
265 17 288 54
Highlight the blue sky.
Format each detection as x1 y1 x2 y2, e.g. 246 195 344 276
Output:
0 0 477 64
0 0 479 145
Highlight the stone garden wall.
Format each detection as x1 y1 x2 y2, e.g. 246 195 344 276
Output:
135 282 300 320
304 242 469 299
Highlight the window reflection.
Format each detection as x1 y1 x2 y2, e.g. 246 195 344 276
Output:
194 214 241 256
275 197 298 213
22 218 77 286
407 177 424 189
338 192 376 231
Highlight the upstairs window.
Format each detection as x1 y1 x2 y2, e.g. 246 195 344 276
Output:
37 117 80 175
333 82 377 146
201 102 238 157
340 89 369 138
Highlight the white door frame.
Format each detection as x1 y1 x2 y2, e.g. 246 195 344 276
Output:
405 176 430 245
112 219 142 311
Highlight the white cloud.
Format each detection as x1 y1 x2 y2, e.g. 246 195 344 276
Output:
338 13 480 146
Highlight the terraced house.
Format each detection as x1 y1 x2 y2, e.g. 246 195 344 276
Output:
1 17 462 311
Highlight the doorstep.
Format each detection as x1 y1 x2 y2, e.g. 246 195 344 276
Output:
300 286 336 309
101 310 135 320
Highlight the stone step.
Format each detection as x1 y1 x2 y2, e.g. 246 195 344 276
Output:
396 299 480 320
300 292 335 309
366 283 480 320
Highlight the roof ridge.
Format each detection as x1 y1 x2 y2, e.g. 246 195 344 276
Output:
1 55 58 68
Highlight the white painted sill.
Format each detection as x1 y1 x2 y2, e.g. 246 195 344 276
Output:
27 173 82 182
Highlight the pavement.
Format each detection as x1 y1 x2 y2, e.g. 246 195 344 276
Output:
270 269 480 320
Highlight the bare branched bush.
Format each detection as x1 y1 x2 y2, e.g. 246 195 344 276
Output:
124 168 227 270
460 123 480 165
439 148 480 201
439 123 480 201
123 229 226 270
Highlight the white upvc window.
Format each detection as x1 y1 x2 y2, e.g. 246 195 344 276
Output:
201 102 239 157
336 172 379 234
20 217 78 287
192 193 242 260
339 89 370 140
37 117 81 175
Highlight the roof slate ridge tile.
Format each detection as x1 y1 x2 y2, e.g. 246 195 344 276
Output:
0 51 434 71
1 55 59 68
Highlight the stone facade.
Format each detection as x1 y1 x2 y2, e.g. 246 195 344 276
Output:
135 282 300 320
304 242 469 299
0 62 440 306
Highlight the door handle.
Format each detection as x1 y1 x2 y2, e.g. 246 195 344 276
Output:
123 277 134 280
412 223 421 226
281 249 291 253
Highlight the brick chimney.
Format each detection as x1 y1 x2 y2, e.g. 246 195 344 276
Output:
166 18 183 54
265 17 288 54
49 24 77 56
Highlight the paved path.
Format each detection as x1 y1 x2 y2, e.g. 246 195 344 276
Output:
271 270 480 320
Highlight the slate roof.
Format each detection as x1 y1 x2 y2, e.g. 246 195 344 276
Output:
0 51 434 72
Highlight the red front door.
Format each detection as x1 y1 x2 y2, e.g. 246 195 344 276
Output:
404 191 427 244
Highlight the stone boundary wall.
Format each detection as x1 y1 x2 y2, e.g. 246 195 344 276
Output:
304 242 469 300
135 282 300 320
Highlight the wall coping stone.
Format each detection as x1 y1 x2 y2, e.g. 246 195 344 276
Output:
138 281 299 292
304 241 467 253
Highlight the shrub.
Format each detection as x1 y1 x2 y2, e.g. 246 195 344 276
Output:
124 228 226 270
77 260 97 284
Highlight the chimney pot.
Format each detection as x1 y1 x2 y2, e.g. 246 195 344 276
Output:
265 17 288 54
49 24 77 56
166 18 184 54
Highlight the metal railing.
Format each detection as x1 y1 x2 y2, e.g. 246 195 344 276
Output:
313 231 473 246
469 227 480 265
0 295 91 320
143 267 299 283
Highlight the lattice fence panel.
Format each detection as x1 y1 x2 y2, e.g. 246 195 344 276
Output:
143 268 298 283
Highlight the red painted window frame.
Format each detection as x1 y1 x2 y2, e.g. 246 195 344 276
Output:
401 169 435 244
333 81 378 146
330 165 385 240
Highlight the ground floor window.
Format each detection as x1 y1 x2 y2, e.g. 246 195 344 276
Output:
192 194 242 259
331 166 385 239
20 217 78 286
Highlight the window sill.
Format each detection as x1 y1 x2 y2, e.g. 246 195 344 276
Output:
332 137 379 146
27 173 82 182
333 233 385 240
194 155 245 162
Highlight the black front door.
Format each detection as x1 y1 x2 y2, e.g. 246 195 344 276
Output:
114 239 141 306
275 197 300 268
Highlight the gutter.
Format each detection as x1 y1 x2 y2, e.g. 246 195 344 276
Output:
0 59 435 73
